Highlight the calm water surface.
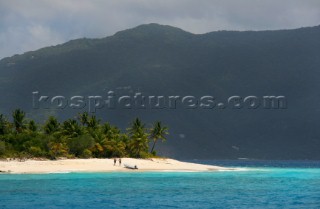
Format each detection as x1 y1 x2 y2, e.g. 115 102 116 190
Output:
0 160 319 209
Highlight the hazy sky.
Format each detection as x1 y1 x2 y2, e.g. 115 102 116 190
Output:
1 0 320 59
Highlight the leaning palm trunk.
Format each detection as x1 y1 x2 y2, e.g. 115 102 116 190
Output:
150 138 158 153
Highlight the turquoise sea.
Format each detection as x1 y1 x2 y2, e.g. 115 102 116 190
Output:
1 160 320 209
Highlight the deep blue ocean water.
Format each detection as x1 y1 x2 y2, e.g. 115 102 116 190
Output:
1 160 320 209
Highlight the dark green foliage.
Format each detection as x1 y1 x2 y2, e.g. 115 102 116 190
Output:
0 141 5 156
28 120 37 132
0 109 168 159
12 109 25 133
78 112 89 126
0 114 9 135
62 119 83 137
67 135 94 157
87 115 100 130
127 118 149 158
81 149 92 158
44 116 60 135
127 118 145 136
150 121 169 154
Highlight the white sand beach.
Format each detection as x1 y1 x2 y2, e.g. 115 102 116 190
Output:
0 158 233 174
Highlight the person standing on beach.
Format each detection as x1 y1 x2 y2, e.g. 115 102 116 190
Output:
119 158 122 166
113 158 116 166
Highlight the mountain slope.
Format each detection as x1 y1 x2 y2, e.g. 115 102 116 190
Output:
1 23 320 159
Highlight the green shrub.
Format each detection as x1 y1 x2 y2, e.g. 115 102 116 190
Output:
28 146 44 157
151 150 157 156
81 149 92 159
0 141 5 156
139 151 153 159
67 135 95 157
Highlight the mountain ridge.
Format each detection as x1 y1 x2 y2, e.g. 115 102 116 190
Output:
2 23 320 62
0 23 320 159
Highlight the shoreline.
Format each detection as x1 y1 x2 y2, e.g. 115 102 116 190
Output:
0 158 235 174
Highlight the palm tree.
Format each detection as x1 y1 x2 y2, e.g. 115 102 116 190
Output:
150 121 169 154
44 116 60 134
103 139 127 157
62 119 83 137
103 123 120 140
127 118 145 135
102 122 112 134
12 109 25 133
87 115 100 129
48 141 68 159
127 118 149 157
28 120 37 132
0 114 8 135
78 112 89 126
129 129 149 158
102 125 126 157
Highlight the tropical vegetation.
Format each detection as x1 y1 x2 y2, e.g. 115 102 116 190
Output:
0 109 169 159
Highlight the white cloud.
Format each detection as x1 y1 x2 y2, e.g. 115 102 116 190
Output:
0 25 63 57
0 0 320 59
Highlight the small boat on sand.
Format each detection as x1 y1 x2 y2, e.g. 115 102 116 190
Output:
124 164 138 169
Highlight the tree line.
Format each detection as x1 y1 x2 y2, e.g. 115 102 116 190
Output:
0 109 169 159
